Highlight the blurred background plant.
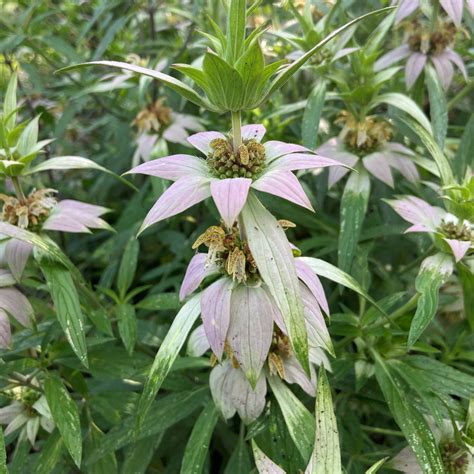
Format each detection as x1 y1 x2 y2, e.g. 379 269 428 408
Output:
0 0 473 472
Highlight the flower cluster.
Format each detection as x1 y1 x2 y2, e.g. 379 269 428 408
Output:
127 124 344 232
317 112 419 188
182 222 332 421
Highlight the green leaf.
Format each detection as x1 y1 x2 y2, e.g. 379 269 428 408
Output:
56 61 214 111
16 116 39 158
268 376 314 462
34 431 65 474
373 353 444 472
241 192 309 374
251 441 285 473
298 257 390 320
409 253 453 347
87 389 207 465
117 237 139 298
425 66 448 150
365 457 388 473
121 434 163 474
40 260 89 367
116 303 137 355
307 367 341 474
369 92 432 132
85 423 118 474
457 261 474 330
3 72 17 130
365 8 396 55
24 156 137 191
172 64 208 90
136 292 180 310
226 0 246 64
338 170 370 273
224 438 252 474
302 80 326 149
0 428 6 474
180 402 219 474
453 113 474 180
398 115 454 186
202 52 244 111
136 294 201 428
44 375 82 468
122 432 164 474
263 7 395 101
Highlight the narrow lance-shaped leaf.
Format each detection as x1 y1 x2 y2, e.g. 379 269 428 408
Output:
116 303 137 356
369 92 432 132
409 253 454 347
25 156 137 191
306 367 341 474
4 72 17 130
338 170 370 273
262 7 395 101
180 402 219 474
34 431 65 474
0 427 6 474
241 192 309 374
397 115 454 186
453 113 474 180
39 259 89 368
457 262 474 331
425 65 448 149
364 458 389 474
302 80 326 149
226 0 247 64
298 257 391 320
251 440 286 474
136 294 201 429
373 352 444 472
117 237 139 298
44 375 82 468
268 375 314 462
56 61 215 111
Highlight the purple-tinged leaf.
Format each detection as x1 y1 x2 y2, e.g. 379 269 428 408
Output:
374 44 411 70
363 153 394 187
252 170 314 211
180 253 217 301
210 178 252 228
187 131 226 156
227 285 274 387
139 177 211 233
5 239 32 282
201 278 232 359
268 153 344 173
264 141 310 163
0 287 33 327
0 310 11 348
241 124 266 142
252 441 286 474
127 154 209 181
295 259 330 315
405 53 427 89
444 238 471 262
440 0 463 26
187 325 210 357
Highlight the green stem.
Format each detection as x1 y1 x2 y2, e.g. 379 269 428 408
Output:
231 111 242 151
389 293 420 321
361 425 405 437
448 81 474 110
11 177 26 203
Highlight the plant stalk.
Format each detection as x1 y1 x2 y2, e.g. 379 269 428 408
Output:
11 176 26 203
231 111 242 151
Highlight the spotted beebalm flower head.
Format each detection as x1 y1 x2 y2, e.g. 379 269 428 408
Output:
0 380 54 445
316 112 419 188
126 124 344 233
132 98 204 165
375 18 467 89
389 417 473 473
0 189 111 347
393 0 474 26
386 195 473 262
182 223 332 422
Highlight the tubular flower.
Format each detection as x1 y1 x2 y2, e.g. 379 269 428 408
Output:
375 19 467 89
392 0 474 26
316 112 419 188
386 195 473 262
182 223 332 422
0 381 54 445
126 124 344 233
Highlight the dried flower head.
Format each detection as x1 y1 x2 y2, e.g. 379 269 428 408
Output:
133 99 172 133
0 189 57 230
